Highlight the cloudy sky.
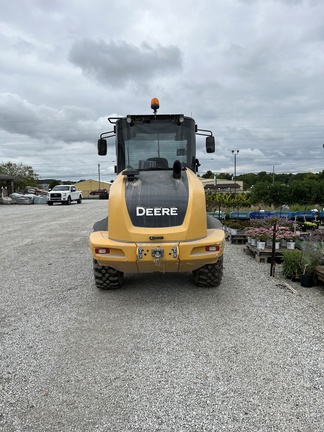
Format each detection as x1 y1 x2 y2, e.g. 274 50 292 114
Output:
1 0 323 182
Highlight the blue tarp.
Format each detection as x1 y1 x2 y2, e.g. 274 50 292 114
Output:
207 211 226 220
229 211 250 219
249 211 272 219
293 210 317 220
270 211 295 219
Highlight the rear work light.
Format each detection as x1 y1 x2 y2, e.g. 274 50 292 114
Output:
95 248 110 254
205 245 220 252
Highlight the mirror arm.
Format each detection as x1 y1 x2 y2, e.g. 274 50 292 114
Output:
100 130 115 139
196 128 213 137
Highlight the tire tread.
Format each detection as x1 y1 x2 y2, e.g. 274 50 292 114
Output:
193 256 223 288
93 260 123 289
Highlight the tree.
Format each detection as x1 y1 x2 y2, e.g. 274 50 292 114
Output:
0 162 38 191
217 172 232 180
256 171 271 183
49 180 61 190
268 183 290 207
232 193 251 209
250 182 271 205
237 173 257 190
202 170 214 179
275 173 292 185
318 170 324 181
290 180 320 206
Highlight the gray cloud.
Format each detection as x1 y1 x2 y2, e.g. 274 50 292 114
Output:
1 0 324 179
239 0 318 4
0 93 106 143
69 39 182 87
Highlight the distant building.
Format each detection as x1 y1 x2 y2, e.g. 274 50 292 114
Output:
200 178 243 193
76 179 111 198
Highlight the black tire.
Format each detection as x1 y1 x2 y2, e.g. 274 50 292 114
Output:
47 202 53 206
193 256 223 288
93 260 123 289
67 196 71 205
77 195 82 204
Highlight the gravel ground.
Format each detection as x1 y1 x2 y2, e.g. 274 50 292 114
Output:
0 200 323 432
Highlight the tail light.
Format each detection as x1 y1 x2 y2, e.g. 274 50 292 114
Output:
205 245 220 252
95 248 110 254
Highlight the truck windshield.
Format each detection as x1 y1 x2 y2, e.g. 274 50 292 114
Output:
117 117 196 172
53 186 70 191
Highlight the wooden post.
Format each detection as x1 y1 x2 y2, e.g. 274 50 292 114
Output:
270 220 277 277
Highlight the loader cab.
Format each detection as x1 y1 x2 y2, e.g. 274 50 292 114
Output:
114 115 198 174
98 99 215 174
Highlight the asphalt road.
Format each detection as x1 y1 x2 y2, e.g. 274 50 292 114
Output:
1 200 323 432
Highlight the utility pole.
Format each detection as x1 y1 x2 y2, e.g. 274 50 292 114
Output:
272 165 275 184
232 150 239 194
98 163 101 190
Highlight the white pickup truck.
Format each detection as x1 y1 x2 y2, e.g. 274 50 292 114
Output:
47 185 82 205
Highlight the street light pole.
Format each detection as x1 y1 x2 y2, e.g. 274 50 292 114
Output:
272 165 275 184
232 150 239 194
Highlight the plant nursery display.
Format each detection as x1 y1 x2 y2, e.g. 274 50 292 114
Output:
244 216 301 250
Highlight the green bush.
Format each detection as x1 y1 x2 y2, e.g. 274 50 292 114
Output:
223 220 250 230
282 249 303 279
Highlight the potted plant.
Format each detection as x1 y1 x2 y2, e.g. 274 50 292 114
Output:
224 219 249 234
282 249 303 281
256 228 271 250
285 232 300 250
299 221 318 232
245 227 271 247
244 227 259 246
300 243 323 287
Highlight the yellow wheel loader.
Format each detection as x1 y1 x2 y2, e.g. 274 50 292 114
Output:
89 98 225 289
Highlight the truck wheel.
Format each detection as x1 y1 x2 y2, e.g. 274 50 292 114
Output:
192 256 223 288
77 195 82 204
99 193 108 200
67 196 71 205
93 260 124 289
47 202 53 206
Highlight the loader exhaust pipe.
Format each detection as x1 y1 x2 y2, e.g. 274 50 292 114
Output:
173 160 182 179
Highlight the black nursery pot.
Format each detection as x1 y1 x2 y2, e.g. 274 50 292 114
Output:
300 273 313 287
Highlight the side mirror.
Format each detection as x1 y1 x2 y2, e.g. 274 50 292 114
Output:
206 136 215 153
98 138 107 156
